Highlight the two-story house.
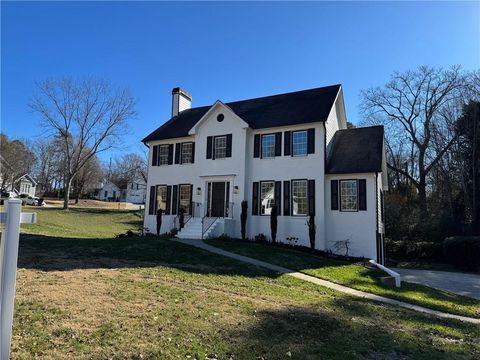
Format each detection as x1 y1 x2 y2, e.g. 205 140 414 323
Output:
142 85 387 263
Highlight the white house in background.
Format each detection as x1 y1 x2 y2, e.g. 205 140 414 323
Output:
97 175 147 204
142 85 388 263
98 182 120 202
15 174 37 197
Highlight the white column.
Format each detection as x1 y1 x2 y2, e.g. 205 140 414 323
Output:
0 199 22 360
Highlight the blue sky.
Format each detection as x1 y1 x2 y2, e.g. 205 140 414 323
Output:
1 1 479 160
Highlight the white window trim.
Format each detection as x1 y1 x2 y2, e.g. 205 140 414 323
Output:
292 179 308 216
158 145 170 166
214 136 227 159
340 180 358 212
261 134 276 159
292 130 308 157
260 181 275 215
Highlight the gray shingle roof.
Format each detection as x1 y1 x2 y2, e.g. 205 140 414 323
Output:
142 84 341 142
326 125 384 174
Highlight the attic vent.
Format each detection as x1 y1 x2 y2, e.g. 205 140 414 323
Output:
217 114 224 122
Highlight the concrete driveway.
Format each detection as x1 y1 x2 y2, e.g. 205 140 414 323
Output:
393 268 480 300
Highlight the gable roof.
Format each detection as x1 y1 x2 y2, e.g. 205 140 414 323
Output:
142 84 341 142
14 173 37 186
326 125 384 174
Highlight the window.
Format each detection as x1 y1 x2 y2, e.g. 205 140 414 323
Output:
292 131 307 156
214 136 227 159
179 184 191 214
181 142 193 164
158 145 169 165
292 180 308 215
261 134 275 158
156 185 167 211
104 190 108 198
260 181 275 215
340 180 358 211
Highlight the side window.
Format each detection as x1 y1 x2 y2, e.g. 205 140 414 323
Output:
156 185 167 211
340 180 358 211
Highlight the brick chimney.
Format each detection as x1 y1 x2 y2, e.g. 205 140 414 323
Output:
171 87 192 117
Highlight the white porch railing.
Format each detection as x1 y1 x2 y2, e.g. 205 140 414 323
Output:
0 199 37 360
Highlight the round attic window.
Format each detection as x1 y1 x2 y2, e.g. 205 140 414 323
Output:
217 114 225 122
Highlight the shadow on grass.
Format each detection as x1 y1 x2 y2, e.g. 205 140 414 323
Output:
18 234 283 279
225 300 478 360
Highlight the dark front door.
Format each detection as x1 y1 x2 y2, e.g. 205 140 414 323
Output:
210 182 226 217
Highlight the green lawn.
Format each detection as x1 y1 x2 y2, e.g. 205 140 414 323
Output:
206 239 480 319
11 208 480 359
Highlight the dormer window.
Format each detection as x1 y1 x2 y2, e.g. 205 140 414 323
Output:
261 134 275 158
214 136 227 159
292 130 308 156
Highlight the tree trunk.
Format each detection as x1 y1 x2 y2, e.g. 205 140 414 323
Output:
63 176 73 210
418 175 427 222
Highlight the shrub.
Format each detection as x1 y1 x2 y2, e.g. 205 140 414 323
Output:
19 193 29 198
386 238 443 260
270 205 278 243
240 201 248 241
307 214 316 249
443 236 480 271
254 233 267 243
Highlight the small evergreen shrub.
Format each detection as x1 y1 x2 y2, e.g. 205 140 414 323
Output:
443 236 480 271
254 233 267 243
270 205 278 243
240 201 248 241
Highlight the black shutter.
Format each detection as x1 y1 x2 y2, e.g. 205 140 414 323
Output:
165 185 172 215
274 181 281 215
359 179 367 211
283 180 290 216
307 128 315 154
168 144 174 165
226 134 232 158
175 143 181 164
191 142 195 164
171 185 178 215
284 131 291 156
148 185 156 215
253 134 260 158
252 182 259 215
308 179 315 216
331 180 339 210
189 184 193 215
152 145 158 166
275 132 282 156
206 136 212 159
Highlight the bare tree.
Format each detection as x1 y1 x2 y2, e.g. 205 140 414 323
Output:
30 77 136 209
111 153 147 185
72 153 102 203
361 66 467 219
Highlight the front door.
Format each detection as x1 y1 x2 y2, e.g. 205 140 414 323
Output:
211 182 225 217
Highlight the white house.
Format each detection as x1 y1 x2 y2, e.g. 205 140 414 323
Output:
97 175 146 204
15 174 37 197
142 85 388 264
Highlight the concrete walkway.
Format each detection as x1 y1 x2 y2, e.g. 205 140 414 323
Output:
173 238 480 324
393 268 480 301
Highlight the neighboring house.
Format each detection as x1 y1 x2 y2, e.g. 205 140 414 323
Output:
98 182 120 202
97 176 147 204
15 174 37 197
142 85 388 264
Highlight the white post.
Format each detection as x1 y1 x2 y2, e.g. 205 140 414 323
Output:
0 199 22 360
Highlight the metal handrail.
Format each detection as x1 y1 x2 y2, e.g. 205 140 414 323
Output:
201 216 218 240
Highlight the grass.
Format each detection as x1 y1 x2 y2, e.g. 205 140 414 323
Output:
205 239 480 319
11 208 480 359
